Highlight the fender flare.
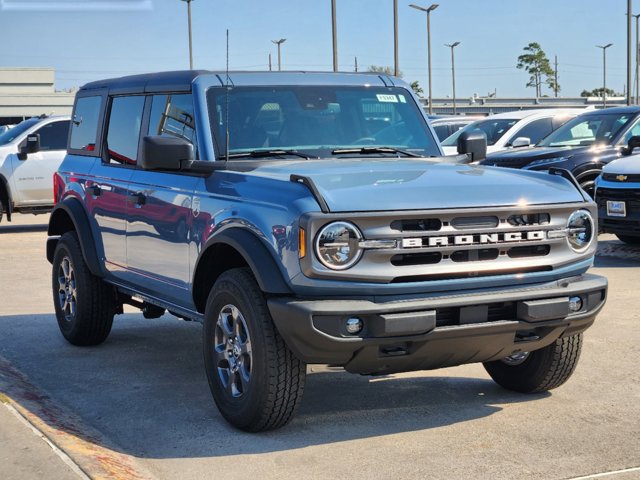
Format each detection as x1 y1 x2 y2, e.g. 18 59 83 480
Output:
0 174 12 221
47 198 104 277
193 228 292 308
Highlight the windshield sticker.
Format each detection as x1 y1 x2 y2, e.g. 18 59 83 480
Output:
398 95 407 103
376 94 399 103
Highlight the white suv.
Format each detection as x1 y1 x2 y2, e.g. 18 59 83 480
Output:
441 108 585 155
0 115 70 222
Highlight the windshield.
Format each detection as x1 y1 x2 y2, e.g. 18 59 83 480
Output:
207 86 440 158
441 118 518 146
0 118 39 146
538 112 635 147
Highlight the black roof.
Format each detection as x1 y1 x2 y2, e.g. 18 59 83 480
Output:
80 70 212 94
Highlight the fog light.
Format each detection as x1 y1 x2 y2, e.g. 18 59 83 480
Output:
345 317 364 335
569 296 583 312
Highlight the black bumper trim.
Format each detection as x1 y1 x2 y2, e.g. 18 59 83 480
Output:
267 274 607 375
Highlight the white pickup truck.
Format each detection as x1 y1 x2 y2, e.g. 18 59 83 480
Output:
0 115 70 222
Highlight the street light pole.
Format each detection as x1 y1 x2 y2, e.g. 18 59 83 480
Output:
180 0 194 69
409 4 439 115
272 38 286 71
445 42 460 114
634 14 640 104
596 43 613 108
393 0 399 76
332 0 338 72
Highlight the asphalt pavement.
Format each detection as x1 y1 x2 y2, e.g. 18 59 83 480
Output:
0 213 639 480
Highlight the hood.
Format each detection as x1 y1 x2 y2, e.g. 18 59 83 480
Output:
247 158 585 212
602 154 640 174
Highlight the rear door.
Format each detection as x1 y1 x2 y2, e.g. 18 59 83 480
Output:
10 119 70 205
125 93 198 305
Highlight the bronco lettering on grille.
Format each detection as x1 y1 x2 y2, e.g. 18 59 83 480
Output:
401 230 546 249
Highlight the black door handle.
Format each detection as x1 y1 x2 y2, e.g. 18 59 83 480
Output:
88 185 101 197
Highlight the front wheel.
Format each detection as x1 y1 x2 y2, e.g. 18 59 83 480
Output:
202 268 306 432
483 334 583 393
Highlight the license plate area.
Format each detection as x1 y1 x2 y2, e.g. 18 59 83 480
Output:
607 200 626 217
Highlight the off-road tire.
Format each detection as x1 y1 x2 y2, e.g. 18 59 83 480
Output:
616 234 640 245
202 268 306 432
52 232 115 346
483 334 583 393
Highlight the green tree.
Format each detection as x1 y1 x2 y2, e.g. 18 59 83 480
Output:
410 80 423 97
367 65 403 78
517 43 558 97
581 87 623 97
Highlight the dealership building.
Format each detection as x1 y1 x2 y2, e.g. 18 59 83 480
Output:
0 68 74 125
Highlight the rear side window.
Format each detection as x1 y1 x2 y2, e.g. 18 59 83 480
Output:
36 120 70 151
106 96 145 165
70 96 102 151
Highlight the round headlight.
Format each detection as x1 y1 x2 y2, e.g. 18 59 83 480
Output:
567 210 594 252
315 221 363 270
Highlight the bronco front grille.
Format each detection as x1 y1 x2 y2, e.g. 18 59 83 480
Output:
301 202 595 284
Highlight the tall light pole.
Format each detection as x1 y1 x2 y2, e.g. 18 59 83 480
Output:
634 13 640 104
409 4 439 114
272 38 286 71
331 0 338 72
180 0 194 69
628 0 633 105
596 43 613 108
445 42 460 114
393 0 399 76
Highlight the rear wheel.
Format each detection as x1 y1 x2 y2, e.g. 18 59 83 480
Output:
202 268 306 432
483 334 582 393
616 234 640 245
52 232 115 346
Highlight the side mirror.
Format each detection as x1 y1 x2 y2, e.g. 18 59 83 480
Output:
140 136 194 171
511 136 531 148
18 133 40 160
626 135 640 155
457 129 487 162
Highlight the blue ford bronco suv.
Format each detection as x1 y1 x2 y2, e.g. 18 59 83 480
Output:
47 71 607 431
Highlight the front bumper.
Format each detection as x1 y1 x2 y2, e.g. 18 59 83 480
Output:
268 274 607 375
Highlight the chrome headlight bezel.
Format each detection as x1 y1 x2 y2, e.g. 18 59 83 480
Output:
314 221 363 270
566 209 594 253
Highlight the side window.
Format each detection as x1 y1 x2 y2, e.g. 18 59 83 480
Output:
148 94 197 154
36 121 70 151
510 118 553 145
620 118 640 145
106 96 145 165
70 96 102 151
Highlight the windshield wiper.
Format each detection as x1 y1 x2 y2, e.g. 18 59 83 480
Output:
331 146 421 158
224 149 317 160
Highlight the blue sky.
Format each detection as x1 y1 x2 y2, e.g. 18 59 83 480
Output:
0 0 633 97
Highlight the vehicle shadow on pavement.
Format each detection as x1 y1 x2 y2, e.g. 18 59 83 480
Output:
595 236 640 267
0 313 550 460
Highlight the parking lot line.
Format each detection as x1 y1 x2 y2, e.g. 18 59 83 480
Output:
0 355 156 480
565 466 640 479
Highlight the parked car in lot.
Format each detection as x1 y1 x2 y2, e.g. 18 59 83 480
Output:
47 70 606 432
481 106 640 198
429 115 483 141
0 115 70 222
441 108 582 155
594 153 640 243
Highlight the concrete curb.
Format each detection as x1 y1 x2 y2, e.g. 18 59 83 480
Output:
0 355 156 480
